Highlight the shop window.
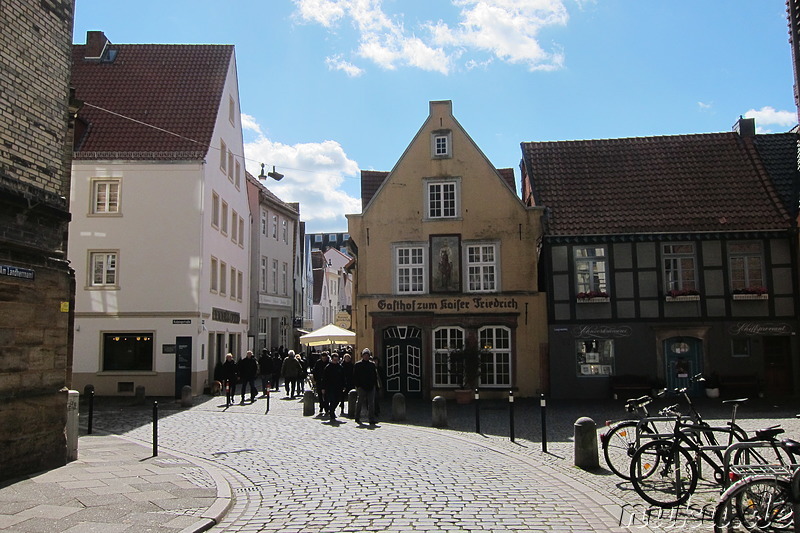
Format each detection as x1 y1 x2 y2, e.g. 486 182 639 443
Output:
102 333 153 371
479 326 511 386
731 338 751 358
576 339 615 377
432 327 464 386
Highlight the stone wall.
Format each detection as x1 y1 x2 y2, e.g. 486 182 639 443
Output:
0 0 75 481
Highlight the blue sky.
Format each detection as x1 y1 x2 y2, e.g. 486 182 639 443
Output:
73 1 797 233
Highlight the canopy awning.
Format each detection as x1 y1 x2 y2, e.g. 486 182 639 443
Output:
299 324 355 346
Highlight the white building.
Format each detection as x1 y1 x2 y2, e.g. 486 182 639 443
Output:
310 247 353 330
69 32 250 396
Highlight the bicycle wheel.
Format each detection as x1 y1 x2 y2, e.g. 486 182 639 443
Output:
603 420 653 480
713 475 793 532
629 439 698 508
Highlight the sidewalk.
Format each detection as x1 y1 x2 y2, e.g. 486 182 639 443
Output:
0 434 231 533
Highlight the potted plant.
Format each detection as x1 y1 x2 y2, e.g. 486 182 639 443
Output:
448 337 485 404
703 373 720 399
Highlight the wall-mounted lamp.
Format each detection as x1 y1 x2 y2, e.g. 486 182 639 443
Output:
259 163 284 181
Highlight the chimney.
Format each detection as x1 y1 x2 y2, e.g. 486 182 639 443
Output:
84 31 109 60
733 116 756 137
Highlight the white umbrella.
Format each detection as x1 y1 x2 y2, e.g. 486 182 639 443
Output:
299 324 356 346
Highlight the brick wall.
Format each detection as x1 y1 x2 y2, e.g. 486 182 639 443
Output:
0 0 75 481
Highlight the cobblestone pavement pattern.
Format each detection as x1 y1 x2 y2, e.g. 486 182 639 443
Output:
78 389 800 532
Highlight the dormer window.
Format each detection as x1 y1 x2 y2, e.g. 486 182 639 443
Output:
431 130 452 159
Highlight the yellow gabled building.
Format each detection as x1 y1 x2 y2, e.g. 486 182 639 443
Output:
346 101 548 399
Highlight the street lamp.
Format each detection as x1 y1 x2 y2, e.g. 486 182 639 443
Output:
258 163 284 181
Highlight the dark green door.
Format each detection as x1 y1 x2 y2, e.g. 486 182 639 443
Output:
664 337 703 395
383 326 422 397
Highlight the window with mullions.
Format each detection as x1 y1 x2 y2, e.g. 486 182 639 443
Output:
90 251 117 287
575 246 608 294
466 243 497 292
102 333 153 371
92 179 120 214
663 243 696 292
431 131 452 158
396 246 425 294
427 180 458 219
479 327 511 386
433 327 464 386
729 242 764 291
576 339 615 377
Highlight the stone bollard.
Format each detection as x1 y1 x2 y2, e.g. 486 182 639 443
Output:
432 396 447 427
134 385 146 405
574 416 599 469
66 390 79 461
180 385 193 407
392 392 406 421
347 389 358 418
302 390 316 416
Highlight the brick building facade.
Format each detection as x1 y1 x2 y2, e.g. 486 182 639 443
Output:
0 0 77 480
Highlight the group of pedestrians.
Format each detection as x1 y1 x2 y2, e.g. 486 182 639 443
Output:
216 345 383 425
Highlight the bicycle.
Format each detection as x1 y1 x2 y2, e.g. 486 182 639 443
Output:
712 439 800 532
629 402 789 508
601 394 677 479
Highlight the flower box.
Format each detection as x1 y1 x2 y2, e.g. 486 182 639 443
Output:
665 295 701 302
732 293 768 301
576 297 610 304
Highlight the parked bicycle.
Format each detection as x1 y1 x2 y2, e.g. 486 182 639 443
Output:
629 401 790 508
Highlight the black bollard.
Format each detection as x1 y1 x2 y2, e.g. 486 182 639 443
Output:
152 401 158 457
88 390 94 435
264 387 270 414
509 390 515 442
540 393 547 453
474 387 481 434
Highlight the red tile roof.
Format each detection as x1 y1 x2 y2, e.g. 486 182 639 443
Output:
71 36 233 160
521 132 794 235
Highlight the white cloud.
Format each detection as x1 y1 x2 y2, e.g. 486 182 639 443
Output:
744 106 796 132
243 117 361 232
697 101 712 111
293 0 568 74
241 114 263 135
326 55 364 76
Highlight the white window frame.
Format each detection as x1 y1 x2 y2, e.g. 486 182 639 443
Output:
272 215 278 239
282 262 288 295
235 160 241 189
237 270 243 302
314 234 323 243
260 256 267 292
431 130 452 159
230 266 236 299
211 192 220 228
283 220 288 243
395 244 426 294
89 251 118 288
465 242 498 293
663 243 696 292
228 95 235 125
728 242 764 291
479 326 512 387
238 216 245 247
574 246 608 295
220 261 227 296
261 209 267 236
221 201 228 235
231 210 238 243
227 150 234 180
272 259 278 294
432 327 465 387
91 179 120 214
425 178 460 219
220 139 227 172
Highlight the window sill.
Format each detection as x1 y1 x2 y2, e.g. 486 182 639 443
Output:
732 294 769 300
665 295 700 302
576 297 610 304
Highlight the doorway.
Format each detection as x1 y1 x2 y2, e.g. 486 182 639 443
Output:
664 336 703 395
383 326 422 397
763 336 792 396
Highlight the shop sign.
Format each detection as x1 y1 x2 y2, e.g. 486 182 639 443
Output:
729 322 793 336
212 307 240 324
376 296 519 312
571 325 632 338
336 311 351 329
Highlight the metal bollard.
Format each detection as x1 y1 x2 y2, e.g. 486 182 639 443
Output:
509 390 515 442
152 401 158 457
432 396 447 427
541 393 547 453
264 387 270 414
475 387 481 434
88 389 94 435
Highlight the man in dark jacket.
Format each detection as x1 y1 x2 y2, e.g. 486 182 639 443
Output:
238 351 259 404
321 352 345 421
312 352 329 414
221 353 238 407
353 348 379 424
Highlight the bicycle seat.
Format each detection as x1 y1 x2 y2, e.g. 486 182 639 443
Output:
625 396 651 410
721 398 748 405
754 426 784 440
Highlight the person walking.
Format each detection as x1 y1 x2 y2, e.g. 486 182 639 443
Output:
340 351 354 416
270 350 282 392
296 352 308 394
321 352 346 421
238 350 259 404
221 353 238 406
259 348 271 395
353 348 379 424
312 352 330 415
281 349 302 398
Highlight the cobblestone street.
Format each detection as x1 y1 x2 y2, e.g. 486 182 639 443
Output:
82 391 800 532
